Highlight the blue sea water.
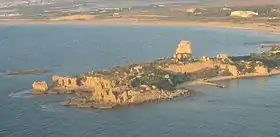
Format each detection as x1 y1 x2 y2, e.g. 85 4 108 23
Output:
0 25 280 137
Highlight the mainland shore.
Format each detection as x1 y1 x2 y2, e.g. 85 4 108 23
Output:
1 19 280 35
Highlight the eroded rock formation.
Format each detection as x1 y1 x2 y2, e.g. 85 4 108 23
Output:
219 64 239 76
32 81 48 94
255 65 269 74
62 89 191 108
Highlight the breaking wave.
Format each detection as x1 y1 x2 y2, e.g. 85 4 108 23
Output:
40 103 66 113
8 89 34 98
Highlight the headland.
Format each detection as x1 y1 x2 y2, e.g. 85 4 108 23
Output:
32 40 280 109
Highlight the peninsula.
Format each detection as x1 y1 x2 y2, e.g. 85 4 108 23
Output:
32 40 280 109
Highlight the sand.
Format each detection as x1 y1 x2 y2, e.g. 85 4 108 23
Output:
0 18 279 35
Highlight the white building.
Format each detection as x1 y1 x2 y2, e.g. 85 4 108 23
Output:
230 11 258 18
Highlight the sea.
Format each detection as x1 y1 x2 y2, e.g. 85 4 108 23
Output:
0 25 280 137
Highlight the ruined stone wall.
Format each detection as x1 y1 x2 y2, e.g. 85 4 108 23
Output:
165 60 239 76
165 60 216 73
81 76 116 88
52 75 79 89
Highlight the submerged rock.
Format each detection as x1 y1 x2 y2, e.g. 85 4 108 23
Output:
5 69 51 76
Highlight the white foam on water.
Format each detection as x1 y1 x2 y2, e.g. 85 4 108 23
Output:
8 89 34 98
40 103 66 113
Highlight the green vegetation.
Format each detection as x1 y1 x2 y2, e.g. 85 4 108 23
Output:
265 47 280 58
131 65 189 90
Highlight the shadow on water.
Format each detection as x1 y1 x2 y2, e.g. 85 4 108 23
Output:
219 77 269 88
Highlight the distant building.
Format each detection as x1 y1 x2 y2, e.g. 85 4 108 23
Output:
221 7 231 11
0 13 20 17
186 8 196 13
230 11 258 18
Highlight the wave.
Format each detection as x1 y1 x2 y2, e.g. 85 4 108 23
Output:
8 89 34 98
40 103 66 113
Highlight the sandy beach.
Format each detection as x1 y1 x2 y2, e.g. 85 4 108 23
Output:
1 19 280 35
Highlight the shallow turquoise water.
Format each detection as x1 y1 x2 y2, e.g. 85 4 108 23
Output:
0 25 280 137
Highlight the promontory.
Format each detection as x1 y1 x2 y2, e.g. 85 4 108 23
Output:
32 40 280 109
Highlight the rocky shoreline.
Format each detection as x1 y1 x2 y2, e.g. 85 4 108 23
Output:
60 89 192 109
32 40 280 109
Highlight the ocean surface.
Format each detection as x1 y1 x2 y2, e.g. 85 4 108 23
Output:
0 25 280 137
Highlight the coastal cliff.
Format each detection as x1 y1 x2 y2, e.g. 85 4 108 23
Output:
32 40 280 109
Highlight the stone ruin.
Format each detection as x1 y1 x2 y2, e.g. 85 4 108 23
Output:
32 81 48 94
173 40 192 62
52 75 79 89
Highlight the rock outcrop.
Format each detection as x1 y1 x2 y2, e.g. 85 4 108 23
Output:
62 89 191 109
88 76 117 103
216 54 233 63
116 89 190 105
219 64 239 76
255 65 269 75
32 81 48 94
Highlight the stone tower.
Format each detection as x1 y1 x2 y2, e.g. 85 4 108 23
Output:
173 40 192 61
